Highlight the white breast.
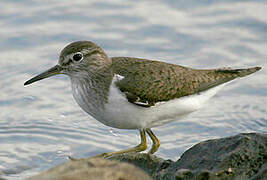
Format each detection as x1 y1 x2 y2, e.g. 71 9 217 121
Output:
101 75 226 130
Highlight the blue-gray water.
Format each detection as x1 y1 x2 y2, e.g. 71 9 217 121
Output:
0 1 266 179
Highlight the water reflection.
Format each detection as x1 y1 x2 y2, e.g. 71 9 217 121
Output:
0 0 266 179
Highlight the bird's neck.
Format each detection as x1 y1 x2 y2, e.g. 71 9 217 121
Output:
70 68 113 119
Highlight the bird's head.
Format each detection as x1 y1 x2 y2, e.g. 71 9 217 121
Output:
24 41 111 85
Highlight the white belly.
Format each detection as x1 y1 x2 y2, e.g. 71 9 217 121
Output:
100 76 226 130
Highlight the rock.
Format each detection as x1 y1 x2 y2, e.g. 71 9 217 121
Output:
27 133 266 180
173 168 194 179
250 162 267 180
162 133 267 180
26 157 152 180
112 133 266 180
109 153 173 178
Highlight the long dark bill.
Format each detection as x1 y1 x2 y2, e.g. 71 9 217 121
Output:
24 65 63 86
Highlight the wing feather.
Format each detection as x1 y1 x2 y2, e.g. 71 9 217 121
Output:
111 57 260 107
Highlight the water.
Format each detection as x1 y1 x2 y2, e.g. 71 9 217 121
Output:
0 0 266 179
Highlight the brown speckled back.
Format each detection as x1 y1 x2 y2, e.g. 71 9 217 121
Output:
111 57 261 105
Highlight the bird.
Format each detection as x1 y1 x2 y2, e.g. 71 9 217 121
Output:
24 41 261 158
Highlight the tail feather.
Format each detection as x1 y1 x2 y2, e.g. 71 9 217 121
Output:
216 67 261 77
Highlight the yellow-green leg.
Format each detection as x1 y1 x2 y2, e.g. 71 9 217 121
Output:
93 129 147 158
146 129 160 154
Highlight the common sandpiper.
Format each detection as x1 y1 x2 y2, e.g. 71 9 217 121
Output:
24 41 261 158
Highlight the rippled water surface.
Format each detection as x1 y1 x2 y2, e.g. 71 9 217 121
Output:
0 1 266 179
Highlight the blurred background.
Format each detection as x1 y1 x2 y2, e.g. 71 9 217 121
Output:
0 0 266 179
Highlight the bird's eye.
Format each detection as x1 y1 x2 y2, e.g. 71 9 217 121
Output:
72 52 83 62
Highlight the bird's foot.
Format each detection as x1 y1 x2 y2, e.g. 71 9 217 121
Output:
68 155 79 161
68 153 109 161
